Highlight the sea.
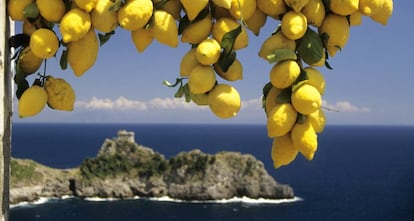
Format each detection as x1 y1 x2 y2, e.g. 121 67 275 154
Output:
8 123 414 221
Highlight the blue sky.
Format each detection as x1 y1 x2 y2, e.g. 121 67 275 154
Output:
12 1 414 125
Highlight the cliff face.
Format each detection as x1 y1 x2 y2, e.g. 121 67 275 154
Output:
10 133 294 204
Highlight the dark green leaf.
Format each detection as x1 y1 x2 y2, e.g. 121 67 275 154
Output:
63 0 72 12
174 85 184 98
221 25 242 56
24 2 39 19
14 61 26 84
296 114 307 124
178 15 190 35
276 88 292 104
218 50 236 73
297 28 324 65
292 69 309 93
109 0 123 12
163 78 184 87
322 0 331 12
183 83 191 103
319 32 329 47
60 48 68 70
262 82 273 110
267 48 297 63
16 79 29 100
154 0 168 9
98 31 115 46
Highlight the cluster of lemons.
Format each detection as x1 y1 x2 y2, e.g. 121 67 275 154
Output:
7 0 392 167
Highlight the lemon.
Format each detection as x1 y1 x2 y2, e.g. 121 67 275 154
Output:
269 60 301 89
36 0 66 22
118 0 153 31
180 48 199 77
267 103 298 137
245 9 267 36
229 0 256 20
91 0 118 33
212 0 232 9
258 31 296 60
214 59 243 81
284 0 310 12
281 11 308 40
44 76 76 111
302 0 325 27
68 28 99 77
212 17 248 50
188 65 216 94
308 108 326 133
319 13 350 57
304 67 325 95
271 134 299 168
131 28 154 53
256 0 287 17
7 0 33 21
370 0 393 25
152 10 179 48
190 92 209 106
181 13 213 44
180 0 209 21
195 38 221 65
60 8 92 43
291 84 322 115
153 0 182 20
29 28 59 59
18 47 43 74
350 10 363 26
74 0 98 12
264 86 282 116
330 0 359 16
18 85 48 118
208 84 241 119
291 119 318 160
359 0 384 16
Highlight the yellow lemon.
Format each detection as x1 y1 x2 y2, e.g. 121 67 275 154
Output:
308 108 326 133
256 0 287 17
131 28 154 53
18 47 43 74
212 0 232 9
212 17 248 50
60 8 92 43
195 38 221 65
359 0 384 16
180 0 209 21
152 10 179 48
370 0 393 25
291 119 318 160
180 48 199 77
44 76 76 111
190 92 209 106
74 0 98 12
264 86 282 116
37 0 66 22
245 9 267 36
18 85 48 118
271 134 299 168
269 60 301 89
29 28 59 59
229 0 256 20
181 13 213 44
7 0 33 21
258 31 296 60
284 0 310 12
117 0 153 31
304 67 325 95
291 84 322 115
68 28 99 77
188 65 216 94
214 59 243 81
281 11 308 40
350 10 363 26
302 0 325 27
267 103 298 137
208 84 241 119
91 0 118 33
330 0 359 16
319 13 350 57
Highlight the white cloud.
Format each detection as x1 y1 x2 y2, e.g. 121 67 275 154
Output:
322 100 370 113
241 98 262 110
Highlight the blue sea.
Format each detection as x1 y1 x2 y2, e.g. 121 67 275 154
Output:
9 123 414 221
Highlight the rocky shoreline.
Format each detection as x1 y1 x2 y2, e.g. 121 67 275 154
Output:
10 130 294 205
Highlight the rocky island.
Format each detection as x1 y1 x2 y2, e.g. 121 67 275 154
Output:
10 130 294 205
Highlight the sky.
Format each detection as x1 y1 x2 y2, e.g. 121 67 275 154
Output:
11 1 414 125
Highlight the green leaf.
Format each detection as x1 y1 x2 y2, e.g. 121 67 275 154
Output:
218 50 236 73
276 88 292 104
174 85 184 98
267 48 297 63
183 83 191 103
262 82 273 110
322 0 331 12
163 78 185 87
221 25 242 56
98 31 115 46
63 0 72 12
178 15 190 35
296 114 307 124
14 61 26 85
16 79 29 100
297 28 324 65
292 69 309 92
60 48 68 70
109 0 123 12
23 2 39 19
